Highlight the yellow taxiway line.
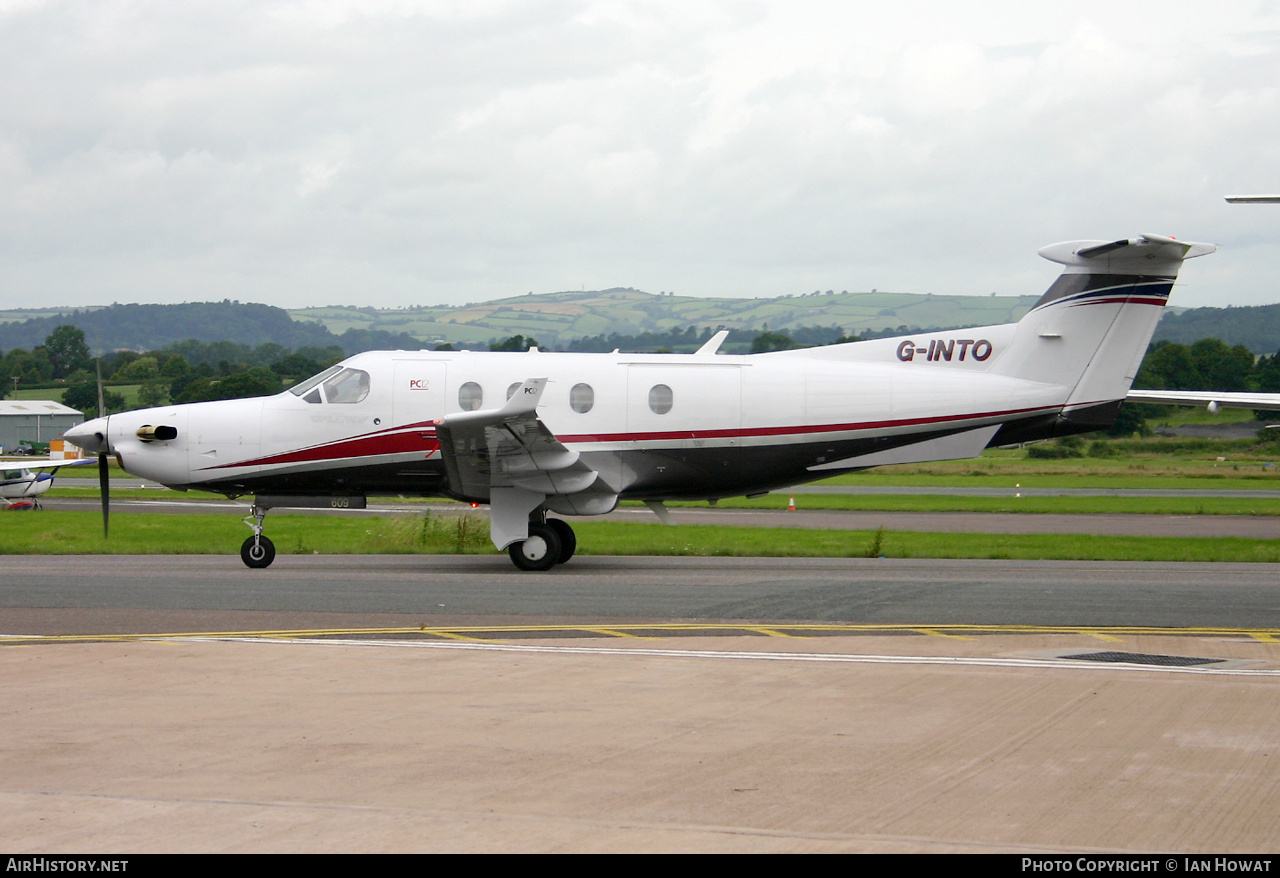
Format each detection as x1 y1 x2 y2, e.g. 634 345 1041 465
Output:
5 622 1280 646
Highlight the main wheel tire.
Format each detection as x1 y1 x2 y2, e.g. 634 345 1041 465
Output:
545 518 576 564
241 535 276 569
508 523 562 571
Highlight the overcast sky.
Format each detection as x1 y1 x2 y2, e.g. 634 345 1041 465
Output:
3 0 1280 311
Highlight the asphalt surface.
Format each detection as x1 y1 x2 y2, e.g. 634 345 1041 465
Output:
4 554 1280 631
7 494 1280 852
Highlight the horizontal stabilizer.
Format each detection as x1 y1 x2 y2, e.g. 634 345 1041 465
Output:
1039 235 1215 268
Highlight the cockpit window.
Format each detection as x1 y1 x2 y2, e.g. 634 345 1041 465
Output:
323 368 371 404
289 365 343 399
288 366 370 405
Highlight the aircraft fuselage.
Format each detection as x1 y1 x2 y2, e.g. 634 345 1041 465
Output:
85 329 1066 506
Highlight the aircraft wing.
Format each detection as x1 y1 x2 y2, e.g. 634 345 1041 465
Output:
2 457 96 471
432 378 601 501
1126 389 1280 411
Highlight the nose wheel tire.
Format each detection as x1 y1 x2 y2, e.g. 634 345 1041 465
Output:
241 535 276 569
508 523 562 571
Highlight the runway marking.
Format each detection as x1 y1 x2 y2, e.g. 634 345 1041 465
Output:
210 637 1280 677
912 628 977 641
1080 631 1125 642
744 627 796 638
427 630 498 642
7 623 1280 647
580 627 655 640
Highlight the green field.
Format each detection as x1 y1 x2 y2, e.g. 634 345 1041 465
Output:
283 289 1043 348
10 383 144 407
37 486 1280 516
2 511 1277 563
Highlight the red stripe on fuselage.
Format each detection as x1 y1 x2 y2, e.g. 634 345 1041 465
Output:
202 423 439 471
199 404 1077 472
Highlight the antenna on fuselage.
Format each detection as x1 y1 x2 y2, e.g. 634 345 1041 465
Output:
695 330 729 356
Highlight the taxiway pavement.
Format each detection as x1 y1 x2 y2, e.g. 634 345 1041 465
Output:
4 626 1279 853
4 554 1280 630
5 524 1280 851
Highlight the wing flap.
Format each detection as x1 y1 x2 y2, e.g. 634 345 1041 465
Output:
433 377 604 502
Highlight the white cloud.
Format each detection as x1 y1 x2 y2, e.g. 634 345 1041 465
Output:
1 0 1279 310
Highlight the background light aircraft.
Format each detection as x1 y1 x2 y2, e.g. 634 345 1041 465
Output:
65 234 1215 570
1 458 94 510
1136 197 1280 408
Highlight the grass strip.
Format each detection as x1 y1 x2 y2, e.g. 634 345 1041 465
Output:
4 511 1280 563
661 495 1280 516
40 487 1280 516
813 469 1280 489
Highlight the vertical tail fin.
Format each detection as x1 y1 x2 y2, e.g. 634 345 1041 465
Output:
992 234 1216 432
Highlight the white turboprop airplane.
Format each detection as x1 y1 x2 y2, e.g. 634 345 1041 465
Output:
1 458 94 510
64 234 1216 570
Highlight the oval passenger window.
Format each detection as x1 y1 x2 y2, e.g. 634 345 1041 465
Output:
458 382 483 411
648 384 673 415
570 383 594 414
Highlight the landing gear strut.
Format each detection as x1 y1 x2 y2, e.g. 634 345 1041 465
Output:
240 503 276 569
507 512 576 571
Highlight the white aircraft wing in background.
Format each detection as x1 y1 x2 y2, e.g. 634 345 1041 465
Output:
1126 389 1280 412
1 457 94 508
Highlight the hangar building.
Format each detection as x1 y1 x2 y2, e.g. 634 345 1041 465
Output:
0 400 84 454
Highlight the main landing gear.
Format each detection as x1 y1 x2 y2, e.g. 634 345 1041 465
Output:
241 503 276 569
234 498 575 571
507 515 576 571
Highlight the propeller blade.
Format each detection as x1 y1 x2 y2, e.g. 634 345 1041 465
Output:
98 452 110 538
96 360 105 417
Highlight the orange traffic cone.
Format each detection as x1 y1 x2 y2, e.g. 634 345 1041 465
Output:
787 495 796 511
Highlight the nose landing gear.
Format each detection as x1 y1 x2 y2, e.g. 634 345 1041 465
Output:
240 503 276 569
241 534 276 568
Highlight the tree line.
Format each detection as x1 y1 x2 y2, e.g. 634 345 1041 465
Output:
1 326 349 417
6 325 1280 430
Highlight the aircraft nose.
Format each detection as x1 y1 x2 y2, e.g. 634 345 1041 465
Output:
65 417 110 454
